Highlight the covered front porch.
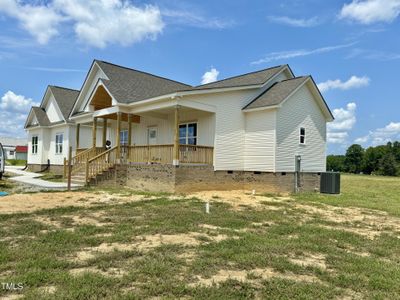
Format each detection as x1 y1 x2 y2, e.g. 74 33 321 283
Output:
67 100 215 183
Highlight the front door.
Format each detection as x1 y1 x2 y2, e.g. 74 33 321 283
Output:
148 127 158 145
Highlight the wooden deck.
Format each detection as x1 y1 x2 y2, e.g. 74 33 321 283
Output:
65 144 214 184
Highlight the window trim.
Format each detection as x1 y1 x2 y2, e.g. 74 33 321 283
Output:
32 135 38 155
299 127 306 145
120 129 128 146
55 133 63 155
179 122 198 145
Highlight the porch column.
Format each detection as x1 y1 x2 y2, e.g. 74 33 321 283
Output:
102 118 107 148
116 112 122 159
173 105 180 166
92 117 97 148
128 114 132 146
76 123 80 150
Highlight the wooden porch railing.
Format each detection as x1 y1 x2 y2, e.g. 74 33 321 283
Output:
86 146 118 182
64 147 104 178
123 144 213 165
124 144 174 164
179 145 214 164
65 144 214 184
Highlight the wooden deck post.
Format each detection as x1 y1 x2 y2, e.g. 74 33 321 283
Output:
63 157 67 179
67 146 72 191
173 105 180 166
128 114 132 146
92 117 97 148
116 112 121 160
76 123 80 150
128 114 132 162
102 118 107 148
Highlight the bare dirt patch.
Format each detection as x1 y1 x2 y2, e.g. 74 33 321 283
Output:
287 253 327 270
190 267 321 287
0 294 24 300
191 190 400 239
70 232 236 262
0 191 150 214
189 190 291 211
69 267 127 278
37 285 57 294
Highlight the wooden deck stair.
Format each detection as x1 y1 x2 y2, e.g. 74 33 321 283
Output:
65 146 119 185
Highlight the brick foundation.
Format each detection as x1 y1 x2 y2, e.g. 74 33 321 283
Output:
98 163 320 194
27 164 64 175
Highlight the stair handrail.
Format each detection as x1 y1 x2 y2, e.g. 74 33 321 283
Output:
85 146 118 183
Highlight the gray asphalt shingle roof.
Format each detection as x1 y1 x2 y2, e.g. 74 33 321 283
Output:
31 107 51 126
243 76 310 110
49 86 80 120
96 60 192 104
187 65 286 91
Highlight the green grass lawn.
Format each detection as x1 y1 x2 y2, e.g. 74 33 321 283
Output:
0 173 17 193
6 159 27 166
295 174 400 217
0 174 399 299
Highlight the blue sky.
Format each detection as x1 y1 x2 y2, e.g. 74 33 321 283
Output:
0 0 399 154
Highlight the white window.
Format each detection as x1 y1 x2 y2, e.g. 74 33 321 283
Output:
120 130 128 145
299 127 306 145
55 133 63 154
179 123 197 145
32 136 38 154
147 127 158 145
9 151 15 156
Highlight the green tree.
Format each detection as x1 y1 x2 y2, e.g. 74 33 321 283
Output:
326 155 346 172
345 144 364 173
362 145 387 174
378 152 398 176
392 141 400 161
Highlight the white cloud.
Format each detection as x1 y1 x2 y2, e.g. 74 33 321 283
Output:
0 0 63 44
346 48 400 60
354 135 369 143
0 91 37 138
267 16 320 27
251 43 355 65
318 76 370 93
339 0 400 24
162 9 234 29
355 122 400 146
0 0 164 48
327 102 357 144
201 68 219 85
0 91 39 114
54 0 164 48
327 132 349 144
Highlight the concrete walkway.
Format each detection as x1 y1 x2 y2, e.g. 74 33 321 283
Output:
5 166 83 191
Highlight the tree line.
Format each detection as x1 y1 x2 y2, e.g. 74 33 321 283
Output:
327 141 400 176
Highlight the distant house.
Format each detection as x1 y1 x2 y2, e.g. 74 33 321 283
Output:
15 146 28 160
0 137 28 161
25 60 333 193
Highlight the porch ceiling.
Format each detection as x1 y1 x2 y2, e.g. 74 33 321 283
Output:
90 85 112 110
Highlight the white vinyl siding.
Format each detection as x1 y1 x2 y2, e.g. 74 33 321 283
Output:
244 109 276 172
275 84 327 172
180 90 260 171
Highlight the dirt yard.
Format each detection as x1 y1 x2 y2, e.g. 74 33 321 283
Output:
0 174 400 299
